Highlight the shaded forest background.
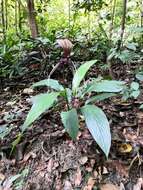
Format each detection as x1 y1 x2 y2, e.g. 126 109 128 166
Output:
0 0 143 78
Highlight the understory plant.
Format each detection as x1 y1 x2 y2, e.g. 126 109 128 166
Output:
122 81 140 100
22 60 125 157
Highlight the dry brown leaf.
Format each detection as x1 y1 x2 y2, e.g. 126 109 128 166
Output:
93 170 98 178
90 159 95 167
0 179 13 190
55 178 62 190
85 166 93 172
83 177 95 190
102 167 108 174
63 180 73 190
20 152 36 163
100 183 120 190
23 88 33 95
133 178 143 190
119 143 133 153
0 173 5 181
47 158 54 173
79 156 88 165
75 167 82 187
107 160 128 178
119 182 125 190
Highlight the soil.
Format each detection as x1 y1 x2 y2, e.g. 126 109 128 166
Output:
0 61 143 190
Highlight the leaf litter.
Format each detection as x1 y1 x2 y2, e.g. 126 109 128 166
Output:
0 64 143 190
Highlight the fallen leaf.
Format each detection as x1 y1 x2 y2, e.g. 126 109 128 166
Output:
75 167 82 186
120 182 125 190
55 178 62 190
23 88 33 95
79 156 88 165
19 152 36 164
47 158 54 173
100 183 120 190
1 178 13 190
90 159 95 167
63 180 73 190
83 177 95 190
102 166 108 174
85 167 93 172
107 160 128 178
0 173 5 181
6 101 16 106
123 128 137 142
93 170 98 178
119 143 133 153
133 178 143 190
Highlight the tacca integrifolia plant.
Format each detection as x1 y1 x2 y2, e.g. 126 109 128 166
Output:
22 60 125 157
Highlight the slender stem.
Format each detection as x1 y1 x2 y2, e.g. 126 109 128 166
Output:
65 89 70 111
48 62 61 78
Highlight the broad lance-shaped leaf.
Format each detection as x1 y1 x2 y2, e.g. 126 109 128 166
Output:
22 92 59 132
136 72 143 81
85 93 116 104
81 105 111 157
32 79 64 91
61 108 79 140
72 60 97 93
85 80 125 93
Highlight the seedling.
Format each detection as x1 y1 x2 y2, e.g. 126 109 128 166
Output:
22 60 125 157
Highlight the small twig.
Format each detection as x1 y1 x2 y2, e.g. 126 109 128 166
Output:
129 152 141 171
48 62 61 78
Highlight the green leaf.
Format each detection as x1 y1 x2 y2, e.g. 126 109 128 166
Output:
139 104 143 109
130 90 140 98
72 60 97 92
22 92 59 132
81 105 111 157
0 125 13 139
65 88 72 104
32 79 64 91
136 72 143 81
131 82 139 90
85 80 125 93
61 108 79 140
85 93 116 104
126 43 137 51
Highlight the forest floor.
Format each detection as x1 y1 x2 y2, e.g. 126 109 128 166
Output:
0 61 143 190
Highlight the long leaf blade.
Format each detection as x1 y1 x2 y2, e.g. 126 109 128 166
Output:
72 60 97 92
85 93 116 104
81 105 111 157
85 80 125 93
136 72 143 81
61 108 79 140
22 92 59 132
32 79 64 91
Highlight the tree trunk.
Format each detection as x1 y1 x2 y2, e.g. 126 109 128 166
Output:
27 0 38 38
118 0 127 50
5 0 8 30
1 0 6 42
18 0 22 32
141 0 143 45
109 0 116 39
